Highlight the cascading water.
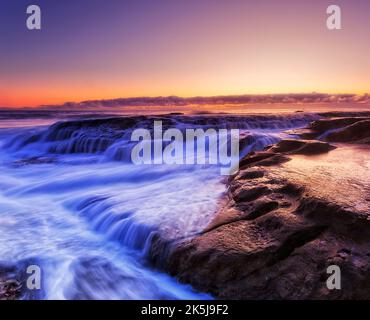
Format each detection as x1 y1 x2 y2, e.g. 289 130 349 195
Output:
0 112 319 299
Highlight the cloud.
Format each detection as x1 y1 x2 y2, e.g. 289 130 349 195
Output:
40 93 370 109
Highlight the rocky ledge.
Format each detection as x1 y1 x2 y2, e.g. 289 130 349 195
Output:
0 259 38 300
0 263 23 300
150 115 370 299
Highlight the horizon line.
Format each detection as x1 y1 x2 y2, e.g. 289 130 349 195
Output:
2 92 370 110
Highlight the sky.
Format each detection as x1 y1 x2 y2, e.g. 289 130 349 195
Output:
1 0 370 107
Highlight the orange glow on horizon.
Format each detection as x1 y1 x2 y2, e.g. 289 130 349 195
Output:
2 1 370 108
2 84 369 108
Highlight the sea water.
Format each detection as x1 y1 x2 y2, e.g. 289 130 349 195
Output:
0 111 318 299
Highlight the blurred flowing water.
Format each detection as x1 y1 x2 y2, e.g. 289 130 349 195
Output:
0 111 318 299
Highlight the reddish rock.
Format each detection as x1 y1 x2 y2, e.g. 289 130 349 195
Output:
325 120 370 144
310 117 368 133
268 139 336 155
0 279 22 300
149 117 370 299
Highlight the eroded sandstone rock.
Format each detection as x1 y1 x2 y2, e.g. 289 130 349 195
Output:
149 116 370 299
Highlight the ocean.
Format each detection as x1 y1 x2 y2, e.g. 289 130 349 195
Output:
0 110 320 299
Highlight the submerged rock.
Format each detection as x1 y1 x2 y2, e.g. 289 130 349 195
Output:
12 156 57 167
268 139 336 155
294 115 370 144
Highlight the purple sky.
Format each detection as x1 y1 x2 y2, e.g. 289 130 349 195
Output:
1 0 370 107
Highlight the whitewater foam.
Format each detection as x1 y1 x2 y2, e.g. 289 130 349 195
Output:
0 112 318 299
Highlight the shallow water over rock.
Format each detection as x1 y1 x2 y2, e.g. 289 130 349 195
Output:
281 145 370 215
0 112 317 299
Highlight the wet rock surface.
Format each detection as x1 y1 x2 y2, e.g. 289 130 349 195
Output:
0 278 22 300
150 115 370 300
12 156 57 167
0 258 43 300
290 116 370 144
